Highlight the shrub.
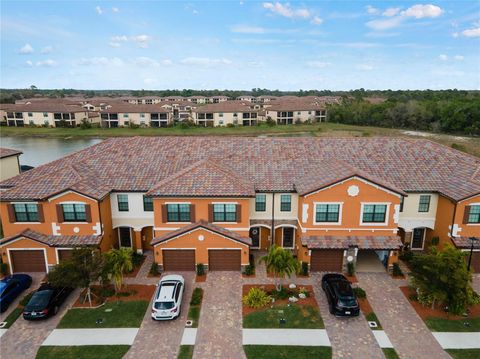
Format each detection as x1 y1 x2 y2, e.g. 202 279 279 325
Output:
271 286 289 300
353 287 367 299
299 286 310 297
295 118 302 125
131 252 144 267
190 287 203 306
242 287 271 309
0 262 9 276
347 262 355 276
226 123 235 128
196 263 205 276
392 263 403 277
399 249 414 263
451 143 467 153
301 261 309 276
244 264 254 276
129 122 140 129
80 119 92 129
149 262 159 276
100 287 115 298
266 116 276 126
431 236 439 246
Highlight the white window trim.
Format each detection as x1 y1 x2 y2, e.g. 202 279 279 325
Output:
313 202 343 225
411 227 426 250
118 227 133 248
255 195 267 213
359 202 390 226
7 248 49 273
279 194 292 213
117 194 129 212
281 227 295 249
417 194 431 213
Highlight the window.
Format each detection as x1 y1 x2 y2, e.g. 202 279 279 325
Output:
219 112 223 117
123 113 129 118
411 228 425 249
362 204 387 223
28 112 33 117
143 196 153 211
13 203 39 222
297 111 301 115
399 196 404 212
282 227 294 248
43 112 48 117
117 194 129 212
62 204 86 222
280 195 291 212
468 205 480 224
255 194 266 212
315 204 340 223
167 204 190 222
418 195 431 212
213 204 236 222
124 121 129 126
140 113 145 118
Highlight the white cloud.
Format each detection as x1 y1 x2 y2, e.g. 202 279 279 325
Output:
130 34 150 48
344 42 379 48
366 16 403 30
111 35 128 42
109 35 150 48
438 54 448 61
76 57 124 66
25 60 33 66
180 57 232 67
230 25 298 34
112 7 119 13
95 6 103 15
356 64 374 71
161 59 173 66
133 57 159 67
19 43 34 54
311 16 323 25
401 4 443 19
307 61 331 68
36 59 57 67
263 2 310 19
382 7 401 17
462 26 480 38
109 42 121 48
366 5 379 15
454 55 464 61
40 46 53 54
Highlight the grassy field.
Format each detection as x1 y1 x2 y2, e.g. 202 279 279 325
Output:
57 300 148 328
36 345 130 359
1 123 478 157
425 317 480 332
446 349 480 359
243 304 324 329
382 348 401 359
177 345 194 359
244 345 331 359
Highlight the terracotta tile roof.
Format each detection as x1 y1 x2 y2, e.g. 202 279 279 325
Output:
99 103 170 113
1 137 479 202
450 236 480 249
0 147 22 159
195 101 257 113
0 103 87 113
151 220 252 246
0 228 102 247
250 219 298 227
301 235 402 249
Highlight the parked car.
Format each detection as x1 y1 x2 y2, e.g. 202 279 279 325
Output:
23 284 73 320
151 274 185 321
0 274 32 313
321 273 360 317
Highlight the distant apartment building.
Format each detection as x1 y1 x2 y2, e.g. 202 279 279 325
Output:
194 101 259 127
99 104 171 127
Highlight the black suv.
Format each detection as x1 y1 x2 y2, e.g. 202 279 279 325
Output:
321 273 360 317
23 284 73 320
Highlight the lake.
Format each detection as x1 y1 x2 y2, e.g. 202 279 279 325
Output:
0 137 102 167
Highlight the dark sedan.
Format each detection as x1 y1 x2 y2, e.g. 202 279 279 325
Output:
321 273 360 317
23 284 73 320
0 274 32 313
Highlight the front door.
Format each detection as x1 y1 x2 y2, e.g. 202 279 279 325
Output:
249 227 260 248
282 227 294 248
119 227 132 248
411 228 425 250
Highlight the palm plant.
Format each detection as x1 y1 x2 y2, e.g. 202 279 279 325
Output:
260 245 300 291
106 248 134 293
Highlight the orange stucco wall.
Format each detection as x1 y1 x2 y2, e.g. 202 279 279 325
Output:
427 195 456 249
299 178 400 237
455 195 480 239
1 238 56 268
153 228 249 265
98 196 115 252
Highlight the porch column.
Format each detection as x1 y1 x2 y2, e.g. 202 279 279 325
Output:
133 229 143 254
404 231 413 248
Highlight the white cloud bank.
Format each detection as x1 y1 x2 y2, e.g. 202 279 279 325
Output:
367 4 443 31
19 43 34 54
263 2 322 25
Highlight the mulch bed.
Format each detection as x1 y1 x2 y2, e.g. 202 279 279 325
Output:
73 284 155 308
344 274 358 283
400 286 480 320
242 284 318 316
196 274 207 282
358 297 374 315
124 256 146 278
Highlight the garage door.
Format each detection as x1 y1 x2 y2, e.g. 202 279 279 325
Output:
208 250 241 271
310 249 343 272
10 250 46 273
163 250 195 271
58 249 73 263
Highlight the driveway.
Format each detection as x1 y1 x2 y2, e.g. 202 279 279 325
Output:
124 272 195 359
0 288 79 359
193 272 245 359
358 273 451 359
311 273 385 359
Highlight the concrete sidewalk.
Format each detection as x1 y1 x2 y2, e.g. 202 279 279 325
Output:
181 328 197 345
242 329 331 346
372 331 394 348
42 328 139 346
432 332 480 349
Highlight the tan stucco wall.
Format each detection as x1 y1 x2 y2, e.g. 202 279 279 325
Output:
0 155 20 181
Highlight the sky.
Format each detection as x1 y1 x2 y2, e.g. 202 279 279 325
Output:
1 0 479 90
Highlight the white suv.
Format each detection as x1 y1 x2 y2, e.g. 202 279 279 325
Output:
151 275 185 321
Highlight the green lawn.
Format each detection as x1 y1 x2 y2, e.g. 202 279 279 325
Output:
446 349 480 359
177 345 194 359
2 291 34 328
243 304 324 329
382 348 400 359
425 317 480 332
187 287 203 328
57 300 148 328
36 345 130 359
365 312 383 330
187 306 200 328
244 345 331 359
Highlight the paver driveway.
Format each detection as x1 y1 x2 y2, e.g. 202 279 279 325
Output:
358 273 451 359
0 288 79 359
311 273 385 359
193 271 245 359
124 272 195 359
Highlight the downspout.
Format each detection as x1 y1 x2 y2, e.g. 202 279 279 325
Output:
449 201 457 238
271 193 275 246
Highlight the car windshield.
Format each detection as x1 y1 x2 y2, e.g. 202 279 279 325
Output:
154 301 175 310
335 280 354 297
338 297 358 307
26 290 53 310
0 282 7 295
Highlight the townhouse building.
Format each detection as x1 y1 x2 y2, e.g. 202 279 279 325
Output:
99 103 172 127
0 148 22 181
194 102 259 127
0 137 478 274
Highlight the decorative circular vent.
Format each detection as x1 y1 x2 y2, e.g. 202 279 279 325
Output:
198 234 204 241
347 185 360 197
251 228 259 235
73 227 80 233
